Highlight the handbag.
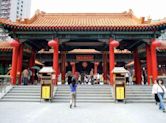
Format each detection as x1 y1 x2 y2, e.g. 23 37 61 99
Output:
155 94 160 102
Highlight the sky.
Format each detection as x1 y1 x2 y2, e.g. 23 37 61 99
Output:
31 0 166 20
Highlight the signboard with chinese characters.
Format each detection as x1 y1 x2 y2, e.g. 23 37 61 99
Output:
76 55 94 61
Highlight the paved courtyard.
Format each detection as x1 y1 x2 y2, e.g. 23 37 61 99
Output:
0 102 166 123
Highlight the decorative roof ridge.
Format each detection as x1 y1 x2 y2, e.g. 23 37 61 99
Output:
0 41 12 49
38 9 134 17
41 12 132 16
0 18 11 24
15 9 46 24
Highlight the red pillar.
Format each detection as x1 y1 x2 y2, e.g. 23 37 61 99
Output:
48 39 59 85
10 40 20 85
17 44 23 85
61 51 66 83
94 62 99 75
109 39 119 85
150 39 161 82
70 62 75 75
103 51 107 82
133 49 142 85
146 44 152 85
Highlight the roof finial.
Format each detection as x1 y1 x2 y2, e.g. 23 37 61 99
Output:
35 9 41 15
147 16 152 23
128 9 133 14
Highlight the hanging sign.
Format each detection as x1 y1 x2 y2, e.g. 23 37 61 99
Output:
76 55 94 61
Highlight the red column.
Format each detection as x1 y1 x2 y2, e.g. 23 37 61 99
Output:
146 44 152 85
10 40 20 85
109 39 119 85
94 62 99 75
133 49 142 85
103 51 107 82
17 44 23 85
61 51 66 83
150 39 161 82
70 62 75 75
48 39 59 85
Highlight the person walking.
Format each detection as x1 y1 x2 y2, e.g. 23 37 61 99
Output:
22 68 29 85
125 70 130 85
142 67 147 85
152 80 160 105
69 76 77 108
67 74 72 85
156 79 166 112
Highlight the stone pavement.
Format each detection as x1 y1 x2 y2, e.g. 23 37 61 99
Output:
0 102 166 123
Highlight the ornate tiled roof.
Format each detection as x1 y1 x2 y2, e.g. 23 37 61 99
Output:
0 41 12 51
0 9 166 31
158 41 166 51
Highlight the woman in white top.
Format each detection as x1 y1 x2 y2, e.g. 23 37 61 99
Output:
152 80 160 104
156 79 166 112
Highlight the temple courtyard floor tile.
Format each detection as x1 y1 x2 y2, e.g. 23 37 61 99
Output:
0 102 166 123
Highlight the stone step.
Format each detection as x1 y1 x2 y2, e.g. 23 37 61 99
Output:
13 87 40 89
126 97 166 100
58 85 110 87
53 100 115 103
12 88 40 90
2 96 40 99
57 89 112 91
126 91 151 94
9 90 41 93
0 85 157 103
55 96 112 99
56 91 112 94
126 89 152 91
126 94 153 97
0 98 40 102
7 93 40 96
55 94 112 97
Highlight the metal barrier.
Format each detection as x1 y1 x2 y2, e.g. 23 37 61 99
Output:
0 75 11 93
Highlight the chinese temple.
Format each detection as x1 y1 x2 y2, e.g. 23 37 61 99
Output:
0 9 166 85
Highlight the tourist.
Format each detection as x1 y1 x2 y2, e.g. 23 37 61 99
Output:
84 75 88 84
78 74 81 84
125 69 130 85
152 80 160 105
69 76 77 108
34 71 39 85
90 69 94 85
142 67 147 85
28 68 32 84
67 74 72 85
96 73 100 84
81 73 84 84
22 68 29 85
156 79 166 112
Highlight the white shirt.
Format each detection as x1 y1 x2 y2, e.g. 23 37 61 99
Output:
152 84 158 94
125 71 129 77
157 84 166 93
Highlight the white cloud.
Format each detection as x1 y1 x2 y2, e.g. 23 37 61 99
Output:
31 0 166 19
